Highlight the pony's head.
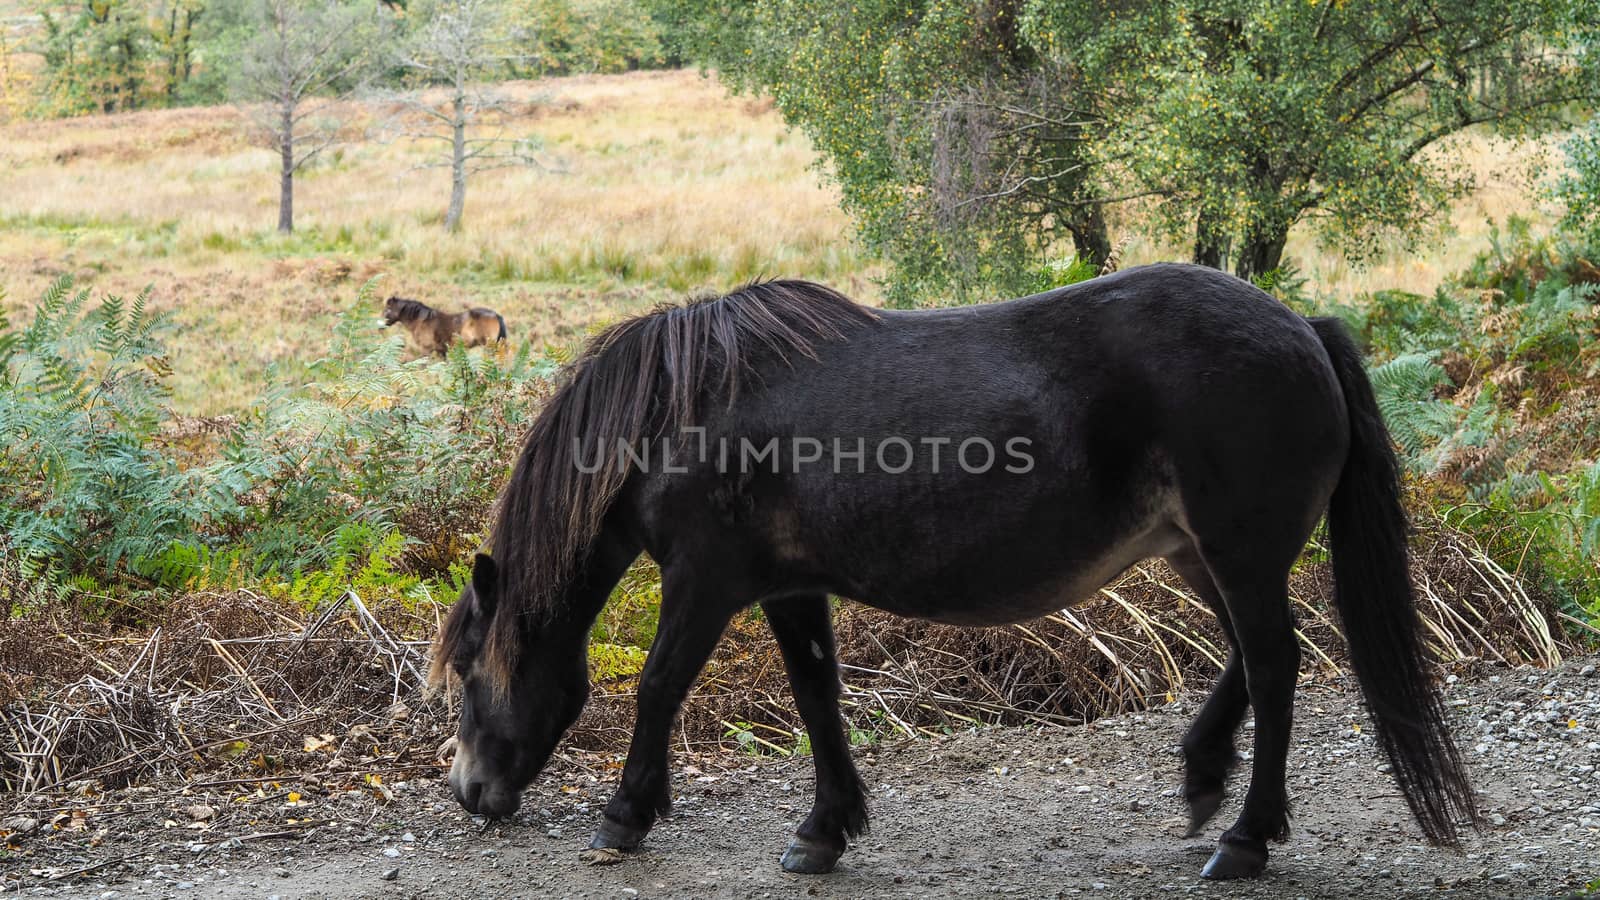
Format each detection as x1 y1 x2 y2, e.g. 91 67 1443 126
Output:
432 553 589 819
382 296 430 327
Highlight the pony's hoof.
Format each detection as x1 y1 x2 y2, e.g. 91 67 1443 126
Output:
1184 789 1225 837
1200 839 1267 880
588 817 648 852
780 836 844 874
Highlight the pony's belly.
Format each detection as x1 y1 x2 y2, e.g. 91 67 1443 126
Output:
848 522 1187 627
897 580 1107 626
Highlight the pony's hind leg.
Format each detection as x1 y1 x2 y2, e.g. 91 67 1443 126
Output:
760 594 868 874
590 570 741 852
1192 557 1300 880
1165 550 1248 837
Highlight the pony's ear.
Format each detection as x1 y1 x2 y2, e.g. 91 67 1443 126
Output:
471 553 499 618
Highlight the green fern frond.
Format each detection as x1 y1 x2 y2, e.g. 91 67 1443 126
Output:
30 274 74 336
94 294 126 355
1369 353 1460 465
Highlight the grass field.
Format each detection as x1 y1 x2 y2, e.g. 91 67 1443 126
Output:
0 71 874 413
0 67 1561 414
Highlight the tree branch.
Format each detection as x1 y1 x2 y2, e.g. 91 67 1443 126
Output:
1326 18 1439 100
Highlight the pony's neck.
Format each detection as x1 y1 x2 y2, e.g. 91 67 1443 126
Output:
568 533 642 635
512 524 643 654
547 575 614 643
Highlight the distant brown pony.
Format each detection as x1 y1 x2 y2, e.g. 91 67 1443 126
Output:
382 296 507 357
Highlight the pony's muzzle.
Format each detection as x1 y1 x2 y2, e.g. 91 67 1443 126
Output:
450 772 482 811
447 750 521 818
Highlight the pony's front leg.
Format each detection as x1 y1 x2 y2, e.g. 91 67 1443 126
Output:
761 595 868 874
590 576 738 852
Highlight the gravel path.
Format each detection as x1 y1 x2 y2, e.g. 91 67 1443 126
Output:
5 656 1598 899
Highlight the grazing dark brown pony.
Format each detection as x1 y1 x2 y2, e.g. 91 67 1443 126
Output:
383 296 506 357
430 264 1477 881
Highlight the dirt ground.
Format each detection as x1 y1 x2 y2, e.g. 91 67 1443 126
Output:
5 656 1598 900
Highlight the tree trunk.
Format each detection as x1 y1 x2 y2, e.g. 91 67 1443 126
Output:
445 93 467 233
1234 220 1289 282
1232 155 1291 281
278 102 294 234
181 10 197 83
1193 208 1228 270
166 9 178 101
168 7 198 99
1066 202 1112 269
120 35 139 111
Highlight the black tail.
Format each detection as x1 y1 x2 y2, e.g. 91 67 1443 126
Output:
495 313 506 342
1312 317 1478 846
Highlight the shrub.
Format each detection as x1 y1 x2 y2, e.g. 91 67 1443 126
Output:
1326 225 1600 629
1033 255 1099 292
0 279 194 584
1552 118 1600 245
186 286 551 579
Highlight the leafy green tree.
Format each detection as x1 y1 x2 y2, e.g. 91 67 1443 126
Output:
34 0 210 114
511 0 668 75
1027 0 1599 278
670 0 1110 303
1553 117 1600 243
37 0 152 115
150 0 205 104
678 0 1600 299
178 0 255 105
0 22 34 121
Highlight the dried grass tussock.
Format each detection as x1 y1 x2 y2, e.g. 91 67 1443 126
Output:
1 591 448 799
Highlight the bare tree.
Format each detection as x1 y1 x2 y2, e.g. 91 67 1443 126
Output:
234 0 379 233
386 0 545 232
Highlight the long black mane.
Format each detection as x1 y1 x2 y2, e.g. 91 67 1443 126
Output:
462 281 878 685
385 296 437 321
